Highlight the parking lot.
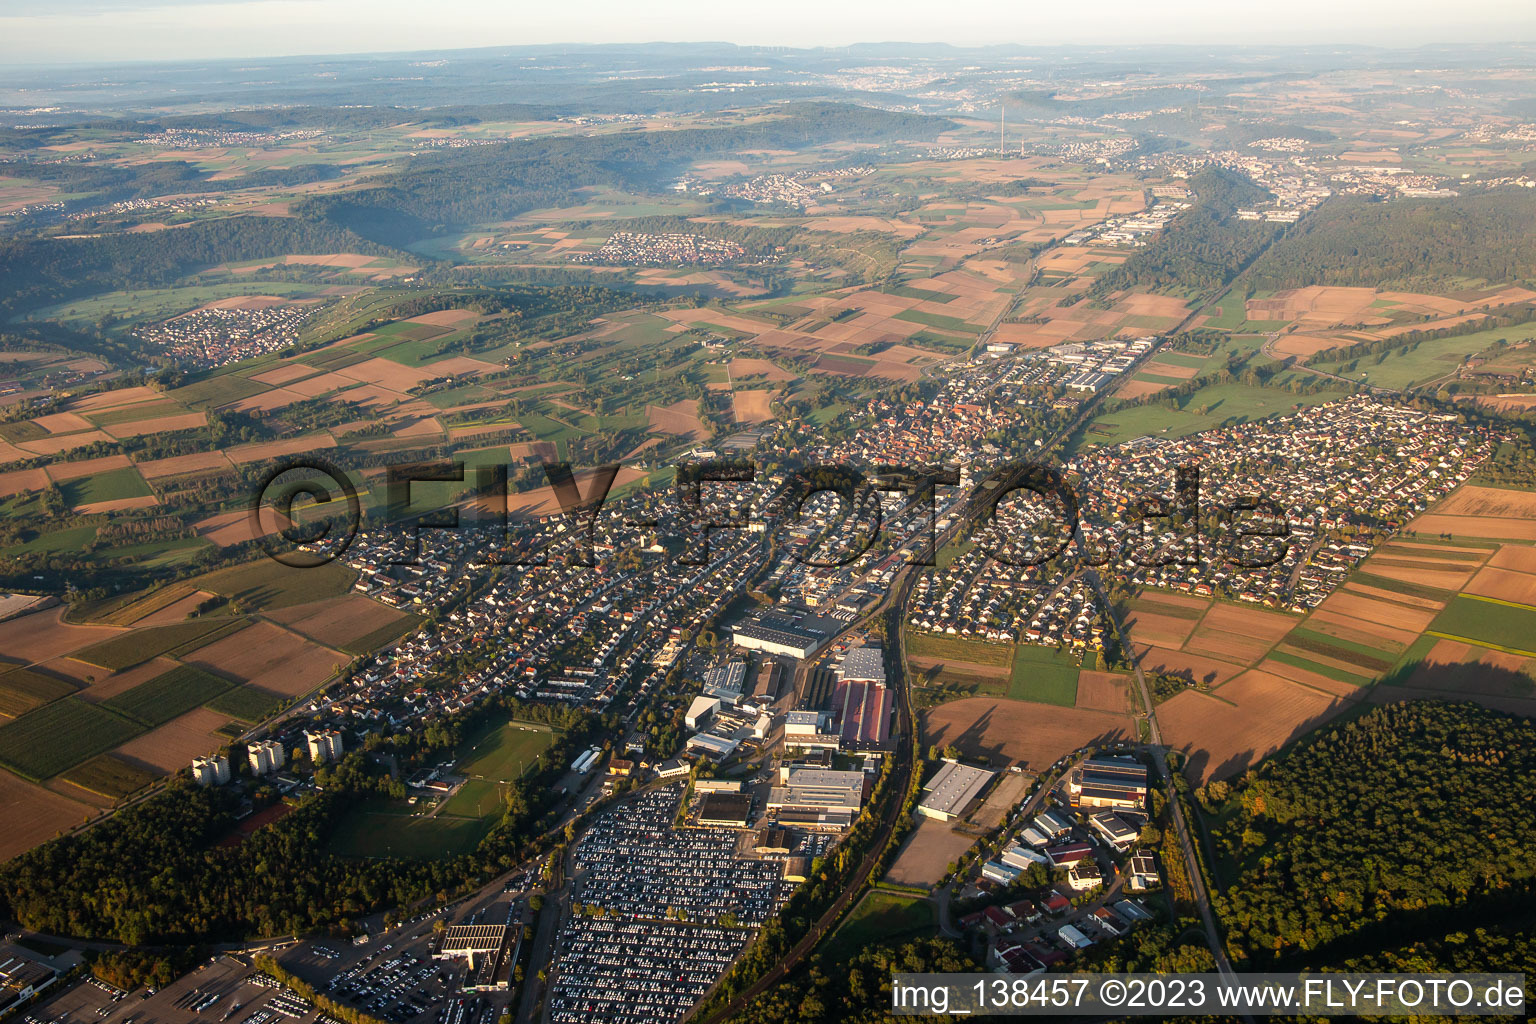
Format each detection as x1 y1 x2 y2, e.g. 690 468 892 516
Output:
23 955 320 1024
547 785 792 1023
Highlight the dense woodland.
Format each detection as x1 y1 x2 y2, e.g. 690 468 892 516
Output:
1248 187 1536 291
300 103 948 244
1088 166 1280 299
0 699 604 944
721 938 977 1024
1211 701 1536 969
0 217 399 318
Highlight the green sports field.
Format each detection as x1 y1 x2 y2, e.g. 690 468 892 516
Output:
439 719 557 819
327 801 489 860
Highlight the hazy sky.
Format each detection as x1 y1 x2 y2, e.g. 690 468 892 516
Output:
2 0 1534 64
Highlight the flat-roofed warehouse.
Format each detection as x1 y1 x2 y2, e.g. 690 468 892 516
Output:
766 766 866 818
696 792 752 828
1069 756 1148 811
733 622 821 659
435 924 510 967
837 646 885 683
917 760 996 821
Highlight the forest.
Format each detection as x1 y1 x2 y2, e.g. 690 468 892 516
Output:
0 699 605 944
1088 166 1280 299
719 938 976 1024
0 216 401 318
1209 701 1536 970
299 102 949 243
1247 187 1536 291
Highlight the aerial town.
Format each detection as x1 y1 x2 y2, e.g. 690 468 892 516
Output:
1 23 1534 1024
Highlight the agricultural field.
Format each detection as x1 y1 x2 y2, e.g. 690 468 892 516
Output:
101 664 235 728
203 684 285 723
1076 383 1348 449
60 753 160 801
921 696 1133 772
0 698 144 781
1006 644 1081 706
0 666 77 718
1411 485 1536 542
70 617 246 671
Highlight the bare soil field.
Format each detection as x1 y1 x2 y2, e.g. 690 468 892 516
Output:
69 656 180 703
1122 610 1201 648
1137 360 1199 380
110 707 229 773
137 451 234 480
1410 514 1536 542
265 594 410 649
0 769 88 863
62 386 163 413
104 413 207 439
908 655 1009 680
33 412 94 434
408 308 479 327
1431 485 1536 519
1341 581 1446 610
1183 627 1278 665
76 495 160 516
731 389 777 424
188 622 342 697
972 772 1030 829
884 815 976 888
251 363 322 386
1487 545 1536 574
193 509 264 547
225 433 335 466
1116 379 1172 400
333 357 440 392
922 697 1132 771
1475 395 1536 414
1135 646 1244 686
1201 602 1296 641
1075 671 1130 713
0 607 118 664
646 400 709 440
728 357 796 382
1460 565 1536 606
1160 670 1354 782
135 591 221 627
45 453 132 483
1361 561 1479 590
0 468 49 497
1314 589 1442 631
1257 657 1367 697
1303 606 1421 647
17 430 113 456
